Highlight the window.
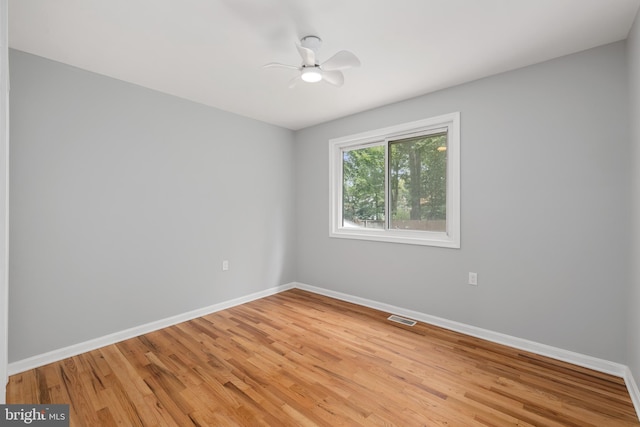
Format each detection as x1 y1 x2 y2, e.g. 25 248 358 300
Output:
329 112 460 248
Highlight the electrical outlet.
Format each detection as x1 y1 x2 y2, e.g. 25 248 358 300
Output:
222 260 229 271
468 272 478 286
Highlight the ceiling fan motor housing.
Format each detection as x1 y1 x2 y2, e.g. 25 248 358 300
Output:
301 35 322 53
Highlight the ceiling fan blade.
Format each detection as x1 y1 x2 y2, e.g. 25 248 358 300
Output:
288 75 303 88
321 51 360 71
321 70 344 87
263 62 299 70
296 44 316 67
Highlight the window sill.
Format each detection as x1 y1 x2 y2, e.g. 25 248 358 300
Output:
329 227 460 248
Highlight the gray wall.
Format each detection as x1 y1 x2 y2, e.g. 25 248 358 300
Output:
629 9 640 382
8 50 296 362
294 42 631 363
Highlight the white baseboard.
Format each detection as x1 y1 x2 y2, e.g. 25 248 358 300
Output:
624 366 640 421
7 283 295 376
293 283 631 378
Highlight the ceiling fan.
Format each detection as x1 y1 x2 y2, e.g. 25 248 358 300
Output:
264 36 360 88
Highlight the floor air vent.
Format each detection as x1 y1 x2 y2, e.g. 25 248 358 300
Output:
387 314 417 327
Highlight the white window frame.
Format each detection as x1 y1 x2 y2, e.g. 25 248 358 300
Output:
329 112 460 248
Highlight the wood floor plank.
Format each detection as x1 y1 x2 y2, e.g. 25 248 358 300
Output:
7 289 640 426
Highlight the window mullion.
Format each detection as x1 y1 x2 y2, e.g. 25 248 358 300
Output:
384 140 390 231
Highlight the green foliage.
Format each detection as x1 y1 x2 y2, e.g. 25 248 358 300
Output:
342 145 385 223
341 134 447 229
389 133 447 221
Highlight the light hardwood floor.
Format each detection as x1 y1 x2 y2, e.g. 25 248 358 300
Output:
7 289 640 426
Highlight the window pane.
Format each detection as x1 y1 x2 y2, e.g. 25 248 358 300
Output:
389 133 447 232
342 145 385 229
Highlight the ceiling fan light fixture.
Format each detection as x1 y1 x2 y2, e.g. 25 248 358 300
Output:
301 67 322 83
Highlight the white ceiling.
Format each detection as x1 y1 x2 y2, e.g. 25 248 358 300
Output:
8 0 640 130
